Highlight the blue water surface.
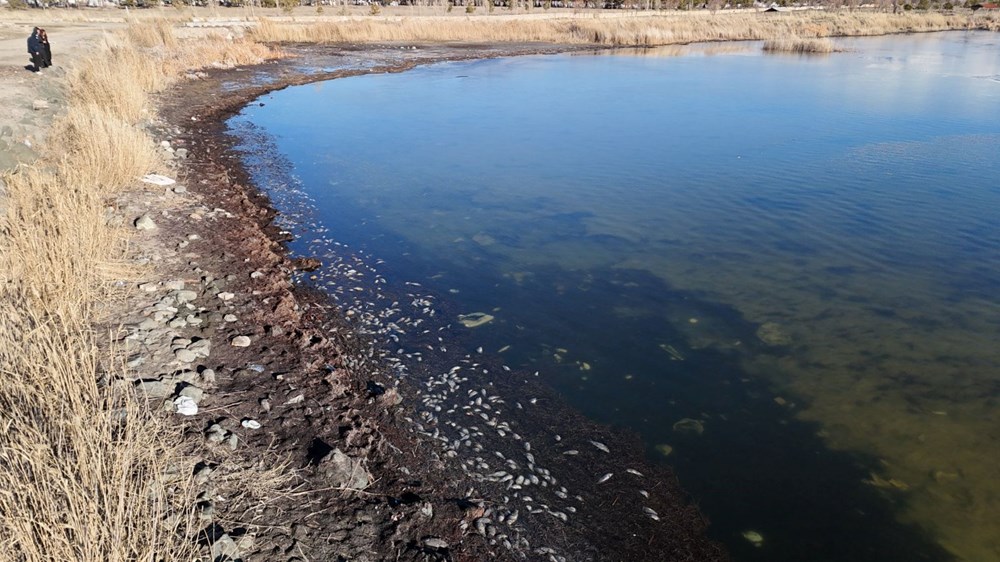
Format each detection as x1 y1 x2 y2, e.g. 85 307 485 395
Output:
231 31 1000 562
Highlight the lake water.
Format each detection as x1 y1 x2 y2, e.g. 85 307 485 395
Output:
230 32 1000 562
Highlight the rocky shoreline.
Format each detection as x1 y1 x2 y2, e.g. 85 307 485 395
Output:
109 42 728 561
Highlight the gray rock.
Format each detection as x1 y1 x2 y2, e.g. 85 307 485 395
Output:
134 215 157 230
223 314 238 323
200 369 216 386
210 534 240 562
155 297 178 308
138 282 159 292
175 290 198 303
174 349 198 363
170 338 191 349
178 385 205 404
175 148 188 159
231 335 251 348
423 538 449 550
235 533 254 552
136 379 174 398
32 99 49 111
205 423 227 444
320 448 370 490
227 434 239 450
168 318 187 329
164 280 186 291
152 310 173 323
166 371 200 385
193 464 213 485
196 502 215 523
187 339 211 358
177 386 205 404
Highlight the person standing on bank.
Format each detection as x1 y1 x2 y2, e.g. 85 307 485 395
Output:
39 29 51 68
27 27 43 74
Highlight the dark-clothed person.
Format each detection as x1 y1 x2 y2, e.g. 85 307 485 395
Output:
39 29 51 68
27 27 43 73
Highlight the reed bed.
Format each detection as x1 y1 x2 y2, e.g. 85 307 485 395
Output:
0 19 277 562
0 156 198 562
250 10 984 46
762 35 835 52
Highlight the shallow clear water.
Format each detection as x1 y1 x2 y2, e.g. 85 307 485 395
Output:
230 32 1000 562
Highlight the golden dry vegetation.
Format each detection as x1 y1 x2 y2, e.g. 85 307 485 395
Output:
248 10 997 45
0 18 276 561
762 35 835 51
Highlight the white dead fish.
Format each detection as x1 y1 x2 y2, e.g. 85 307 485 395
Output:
589 440 610 453
597 473 613 484
626 468 645 477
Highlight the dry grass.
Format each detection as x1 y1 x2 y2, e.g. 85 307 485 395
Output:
0 302 199 561
0 18 279 562
763 35 835 53
249 10 984 46
69 25 272 124
0 160 201 560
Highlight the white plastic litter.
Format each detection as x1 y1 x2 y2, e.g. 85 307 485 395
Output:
141 174 177 186
173 396 199 416
241 419 262 430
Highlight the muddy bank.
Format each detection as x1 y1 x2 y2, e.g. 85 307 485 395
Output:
138 41 727 561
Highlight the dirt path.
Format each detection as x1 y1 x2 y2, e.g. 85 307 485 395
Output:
0 17 120 170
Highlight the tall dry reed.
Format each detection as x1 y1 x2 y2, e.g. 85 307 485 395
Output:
762 35 835 52
0 18 278 562
249 10 985 46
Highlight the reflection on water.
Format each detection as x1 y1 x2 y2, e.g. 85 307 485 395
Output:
231 31 1000 561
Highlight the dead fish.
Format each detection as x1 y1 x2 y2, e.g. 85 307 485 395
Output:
597 473 613 484
638 490 650 498
562 450 579 456
589 440 610 453
626 468 645 477
549 510 568 522
643 507 660 521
